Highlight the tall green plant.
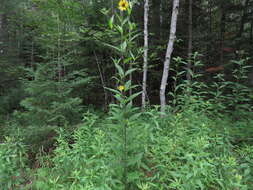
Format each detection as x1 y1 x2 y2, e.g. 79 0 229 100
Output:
226 59 252 113
169 53 209 114
208 58 252 116
105 1 149 189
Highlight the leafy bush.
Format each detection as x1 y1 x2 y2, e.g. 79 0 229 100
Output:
29 108 253 190
33 113 116 190
30 107 152 190
236 144 253 187
2 120 59 157
143 111 250 190
0 137 28 189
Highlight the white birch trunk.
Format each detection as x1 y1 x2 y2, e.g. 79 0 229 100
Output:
142 0 149 110
160 0 180 115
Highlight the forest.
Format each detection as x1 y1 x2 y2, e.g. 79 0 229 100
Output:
0 0 253 189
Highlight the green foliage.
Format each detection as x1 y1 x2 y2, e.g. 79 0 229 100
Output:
106 103 151 189
226 59 253 113
31 112 153 190
26 108 253 190
208 58 253 117
168 55 252 117
12 0 94 126
236 144 253 186
0 0 26 117
169 54 210 114
0 87 25 115
103 4 150 189
15 62 85 126
143 112 250 190
33 114 115 190
1 1 253 190
6 123 58 154
0 137 28 189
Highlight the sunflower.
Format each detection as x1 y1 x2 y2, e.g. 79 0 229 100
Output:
118 85 125 91
118 0 129 11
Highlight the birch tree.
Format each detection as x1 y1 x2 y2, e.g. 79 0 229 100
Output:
142 0 149 110
160 0 180 115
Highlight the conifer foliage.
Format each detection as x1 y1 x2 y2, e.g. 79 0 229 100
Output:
0 0 253 189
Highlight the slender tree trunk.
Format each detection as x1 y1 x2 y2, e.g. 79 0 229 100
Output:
31 40 34 79
0 14 2 54
0 13 3 36
160 0 180 115
250 20 253 43
57 14 61 83
0 13 5 55
220 3 225 66
142 0 149 110
94 51 108 111
207 0 212 65
187 0 192 81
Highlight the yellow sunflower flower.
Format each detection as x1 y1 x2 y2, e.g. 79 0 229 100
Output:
118 85 125 91
118 0 129 11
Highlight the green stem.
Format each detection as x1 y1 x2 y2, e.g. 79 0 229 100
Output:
123 119 127 190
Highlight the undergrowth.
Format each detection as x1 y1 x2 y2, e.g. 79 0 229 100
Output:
1 107 252 190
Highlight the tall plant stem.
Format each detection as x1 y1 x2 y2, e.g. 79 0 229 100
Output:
123 118 127 190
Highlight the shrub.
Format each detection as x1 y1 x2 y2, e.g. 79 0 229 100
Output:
33 113 116 190
141 111 250 190
30 108 253 190
0 137 28 189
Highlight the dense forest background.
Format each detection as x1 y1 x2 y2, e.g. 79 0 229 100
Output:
0 0 253 189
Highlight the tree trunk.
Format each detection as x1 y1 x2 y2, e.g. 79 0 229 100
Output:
250 20 253 44
0 13 2 33
94 51 108 111
187 0 192 81
0 15 2 54
0 13 5 55
207 0 213 65
160 0 180 115
220 3 226 66
142 0 149 110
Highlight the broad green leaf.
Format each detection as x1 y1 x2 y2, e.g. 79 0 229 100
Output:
125 68 137 76
108 15 114 29
114 62 125 77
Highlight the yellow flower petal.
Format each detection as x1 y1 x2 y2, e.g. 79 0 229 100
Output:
118 0 129 11
118 85 125 91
